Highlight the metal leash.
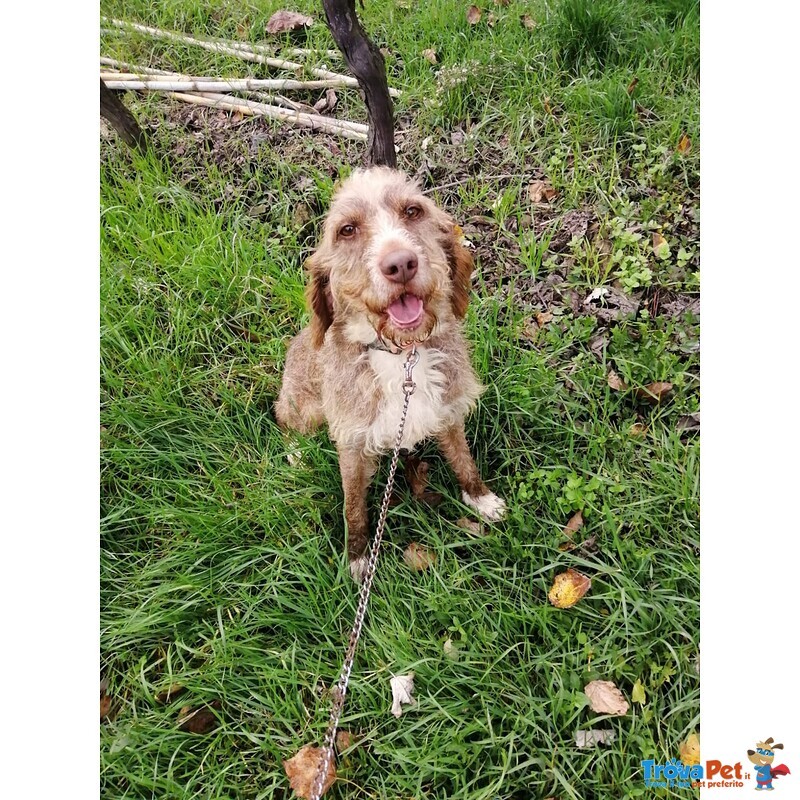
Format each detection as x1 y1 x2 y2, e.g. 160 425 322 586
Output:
308 344 419 800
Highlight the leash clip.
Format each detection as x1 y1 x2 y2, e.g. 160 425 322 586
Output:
402 345 419 395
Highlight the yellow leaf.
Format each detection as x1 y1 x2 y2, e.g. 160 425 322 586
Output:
677 134 692 154
631 679 646 704
548 568 591 608
680 733 701 766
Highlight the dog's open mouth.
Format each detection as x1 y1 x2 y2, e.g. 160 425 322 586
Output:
386 293 424 329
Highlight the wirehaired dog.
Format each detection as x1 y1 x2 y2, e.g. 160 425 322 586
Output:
275 167 506 581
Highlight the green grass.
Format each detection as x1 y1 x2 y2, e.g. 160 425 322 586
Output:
100 0 699 797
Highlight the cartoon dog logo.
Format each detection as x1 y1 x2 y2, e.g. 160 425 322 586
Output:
747 738 791 791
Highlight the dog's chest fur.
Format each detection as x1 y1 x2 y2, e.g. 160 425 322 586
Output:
364 346 449 453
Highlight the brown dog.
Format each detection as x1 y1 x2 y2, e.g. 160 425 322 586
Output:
275 167 506 581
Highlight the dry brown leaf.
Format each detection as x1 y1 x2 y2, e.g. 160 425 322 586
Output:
467 5 482 25
486 11 497 26
562 510 584 538
548 569 591 608
177 700 221 734
680 733 701 766
100 691 113 720
676 412 700 433
628 422 648 438
677 133 692 154
422 48 438 64
626 77 639 96
313 88 337 114
535 310 554 327
607 370 628 391
403 542 437 571
405 455 430 497
283 745 336 798
521 14 537 30
494 0 510 5
266 10 314 34
455 516 483 535
634 382 673 405
335 730 354 752
155 683 186 704
584 680 629 716
652 232 670 259
527 180 558 204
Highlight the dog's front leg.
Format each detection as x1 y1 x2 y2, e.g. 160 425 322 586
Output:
437 423 507 522
337 444 379 583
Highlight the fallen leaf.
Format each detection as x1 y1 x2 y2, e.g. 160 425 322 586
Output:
422 48 438 64
652 232 670 260
487 11 497 26
575 728 617 747
528 180 558 204
543 95 552 113
420 491 444 507
631 679 646 704
607 370 628 391
521 14 537 30
443 638 461 660
266 10 314 34
155 683 186 703
494 0 510 5
628 422 648 437
455 516 483 535
466 5 482 24
283 745 336 798
548 569 591 608
390 673 415 717
676 412 700 433
584 680 629 716
100 691 113 720
313 88 337 114
626 77 639 95
177 700 221 734
535 310 554 327
405 455 430 497
677 133 692 154
403 542 437 571
633 382 673 405
231 110 244 124
335 730 354 752
451 128 466 145
680 733 701 766
562 510 584 538
584 286 609 304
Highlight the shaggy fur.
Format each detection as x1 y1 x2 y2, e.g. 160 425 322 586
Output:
275 167 506 581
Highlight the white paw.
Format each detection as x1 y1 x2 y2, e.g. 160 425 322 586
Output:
462 491 507 522
349 556 369 584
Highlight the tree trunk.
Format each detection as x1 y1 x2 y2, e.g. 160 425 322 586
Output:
320 0 396 168
100 79 148 153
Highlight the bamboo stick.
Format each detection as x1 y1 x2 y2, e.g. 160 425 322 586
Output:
167 92 368 139
103 18 401 97
102 78 354 92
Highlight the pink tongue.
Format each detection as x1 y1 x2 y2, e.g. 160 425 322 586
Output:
387 294 423 325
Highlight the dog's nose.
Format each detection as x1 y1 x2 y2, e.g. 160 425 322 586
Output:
379 249 418 283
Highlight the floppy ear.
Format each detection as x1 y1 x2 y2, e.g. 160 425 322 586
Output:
446 227 474 319
305 255 334 348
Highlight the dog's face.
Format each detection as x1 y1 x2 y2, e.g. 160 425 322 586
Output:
305 167 473 349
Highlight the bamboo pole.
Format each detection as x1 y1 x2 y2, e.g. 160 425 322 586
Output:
167 92 368 139
102 77 355 92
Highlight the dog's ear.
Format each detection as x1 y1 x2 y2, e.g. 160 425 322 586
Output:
446 225 474 319
306 255 334 348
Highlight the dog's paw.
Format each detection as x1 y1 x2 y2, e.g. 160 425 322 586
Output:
462 491 507 522
349 555 369 584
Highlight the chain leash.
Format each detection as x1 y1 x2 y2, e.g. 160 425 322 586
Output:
308 345 420 800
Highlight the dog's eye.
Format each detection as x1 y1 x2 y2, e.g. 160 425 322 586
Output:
404 205 422 220
338 224 357 239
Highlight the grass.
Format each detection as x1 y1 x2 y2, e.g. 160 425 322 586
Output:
100 0 699 797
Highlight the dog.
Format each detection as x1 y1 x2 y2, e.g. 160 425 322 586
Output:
275 167 506 582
